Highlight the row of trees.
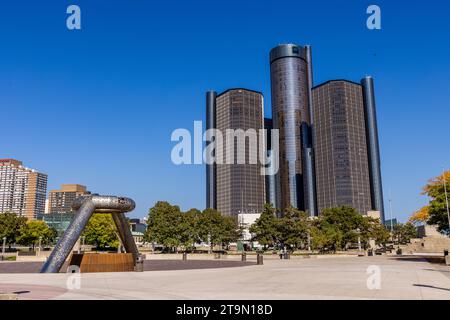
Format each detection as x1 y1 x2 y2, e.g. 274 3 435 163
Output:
0 212 57 249
410 171 450 234
144 201 241 252
143 202 417 254
250 205 396 252
0 211 122 250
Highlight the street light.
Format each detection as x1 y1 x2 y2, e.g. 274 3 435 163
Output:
356 228 362 252
443 168 450 237
2 236 6 258
38 236 42 256
307 232 311 252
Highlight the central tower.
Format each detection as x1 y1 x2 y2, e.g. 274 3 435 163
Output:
269 44 316 214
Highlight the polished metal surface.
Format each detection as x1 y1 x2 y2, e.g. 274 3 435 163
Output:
304 45 317 216
361 76 385 222
40 195 138 273
301 123 317 217
111 212 139 261
269 43 307 63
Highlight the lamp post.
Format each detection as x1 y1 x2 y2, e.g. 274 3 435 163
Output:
38 236 42 256
2 236 6 257
307 232 311 252
443 168 450 237
356 228 362 252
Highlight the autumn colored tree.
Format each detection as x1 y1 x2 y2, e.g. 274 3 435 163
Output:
416 171 450 234
409 206 430 225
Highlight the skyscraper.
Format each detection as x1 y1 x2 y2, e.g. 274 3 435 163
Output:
0 159 47 220
269 44 316 215
312 79 384 221
205 89 266 216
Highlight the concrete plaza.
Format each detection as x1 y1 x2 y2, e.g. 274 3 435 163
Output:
1 256 450 300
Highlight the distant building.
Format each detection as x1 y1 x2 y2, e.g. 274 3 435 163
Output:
41 212 75 237
0 159 47 220
238 213 261 241
384 218 398 229
43 184 90 236
129 218 147 245
129 218 147 234
205 88 266 216
48 184 90 214
312 78 384 220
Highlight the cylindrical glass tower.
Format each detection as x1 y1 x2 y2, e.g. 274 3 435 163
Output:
270 44 314 212
206 90 217 209
361 76 385 222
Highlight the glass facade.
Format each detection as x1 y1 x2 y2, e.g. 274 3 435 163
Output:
312 80 373 215
214 89 266 216
270 44 311 211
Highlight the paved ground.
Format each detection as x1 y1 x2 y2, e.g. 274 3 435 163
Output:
0 260 255 273
1 256 450 300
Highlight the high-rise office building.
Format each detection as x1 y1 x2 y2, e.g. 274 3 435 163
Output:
269 44 316 215
312 79 384 221
0 159 47 220
205 89 266 216
48 184 90 214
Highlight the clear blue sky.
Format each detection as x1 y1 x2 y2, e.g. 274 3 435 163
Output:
1 1 449 222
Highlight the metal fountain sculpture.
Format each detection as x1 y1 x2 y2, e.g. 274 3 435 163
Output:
40 195 139 273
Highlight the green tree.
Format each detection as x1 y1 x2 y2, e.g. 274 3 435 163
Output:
392 223 417 244
320 206 365 250
17 220 56 249
310 222 343 253
277 207 309 251
82 214 119 249
423 171 450 234
179 209 201 251
249 204 279 250
145 201 184 252
365 218 391 246
197 208 241 251
0 212 27 248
